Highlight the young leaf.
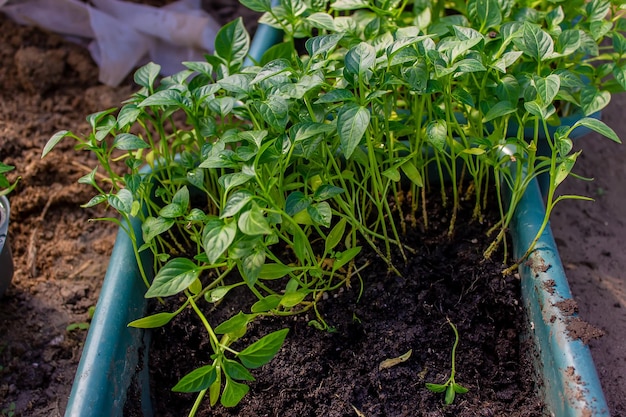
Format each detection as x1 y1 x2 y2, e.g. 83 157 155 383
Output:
580 86 610 116
280 291 307 308
221 191 253 218
240 247 266 287
134 62 161 90
453 383 469 394
259 263 296 279
426 120 447 152
221 376 250 408
400 161 424 187
215 18 250 71
222 359 255 381
108 189 133 215
571 117 621 143
344 42 376 81
112 133 149 151
307 202 332 227
142 216 175 243
521 23 554 62
285 191 310 216
145 258 201 298
42 130 70 158
238 328 289 369
257 96 289 131
214 311 253 335
238 205 273 235
534 74 560 106
337 104 370 160
251 294 282 312
425 383 447 393
203 220 237 264
128 312 175 328
305 33 344 58
333 246 361 271
239 0 272 12
445 384 456 404
172 365 217 393
325 218 347 253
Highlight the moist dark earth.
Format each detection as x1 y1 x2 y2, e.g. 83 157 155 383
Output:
141 198 543 417
1 1 626 417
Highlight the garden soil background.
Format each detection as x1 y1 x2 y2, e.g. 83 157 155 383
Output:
0 2 625 416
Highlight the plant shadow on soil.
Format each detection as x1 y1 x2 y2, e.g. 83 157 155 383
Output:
128 195 544 417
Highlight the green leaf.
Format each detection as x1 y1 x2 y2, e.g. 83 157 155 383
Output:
285 191 310 216
240 247 266 286
221 376 249 408
134 62 161 90
534 74 560 106
572 118 621 143
325 218 347 253
445 384 456 404
251 294 282 312
205 284 237 303
139 89 183 107
238 328 289 369
400 160 424 187
239 205 273 235
128 312 175 328
344 42 376 82
159 203 184 219
108 189 133 215
280 291 307 308
291 122 335 143
142 216 175 243
453 383 469 394
314 88 354 104
222 359 255 381
219 172 254 195
257 96 289 131
239 0 272 12
251 59 291 85
307 202 332 227
521 23 554 62
306 12 336 31
305 33 344 58
42 130 71 157
145 258 200 298
203 220 237 264
331 0 368 11
613 64 626 91
259 263 295 279
469 0 501 32
483 101 516 122
426 120 447 152
426 383 447 393
580 86 610 116
172 365 217 393
337 104 370 160
333 246 361 271
215 311 253 335
215 18 249 70
81 195 107 208
313 184 344 201
221 191 253 218
116 104 141 128
113 133 150 151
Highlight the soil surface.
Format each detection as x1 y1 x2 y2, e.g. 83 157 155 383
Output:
0 2 625 417
142 201 542 417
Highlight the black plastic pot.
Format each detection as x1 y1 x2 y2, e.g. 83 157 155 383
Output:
0 195 14 298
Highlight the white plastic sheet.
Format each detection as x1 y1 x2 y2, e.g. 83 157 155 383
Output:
0 0 221 86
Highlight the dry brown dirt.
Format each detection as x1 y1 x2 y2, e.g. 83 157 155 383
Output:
0 4 625 417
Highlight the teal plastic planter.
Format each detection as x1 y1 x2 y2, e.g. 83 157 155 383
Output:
63 29 609 417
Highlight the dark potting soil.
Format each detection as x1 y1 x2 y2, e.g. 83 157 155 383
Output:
133 195 544 417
